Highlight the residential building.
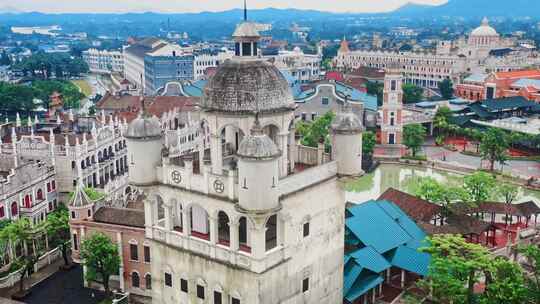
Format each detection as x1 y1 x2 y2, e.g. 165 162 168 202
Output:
193 49 234 80
264 47 322 83
144 44 195 95
82 48 124 74
123 38 168 90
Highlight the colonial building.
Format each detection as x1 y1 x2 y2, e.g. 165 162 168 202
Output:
125 20 365 304
1 114 129 202
264 47 322 83
0 155 57 225
456 70 540 102
82 48 124 74
334 18 540 89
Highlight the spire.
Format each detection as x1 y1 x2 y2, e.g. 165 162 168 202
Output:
243 0 248 21
15 113 21 127
139 73 146 115
482 16 489 26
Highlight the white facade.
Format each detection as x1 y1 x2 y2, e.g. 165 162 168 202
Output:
265 47 322 83
82 48 124 74
193 50 234 80
334 18 540 88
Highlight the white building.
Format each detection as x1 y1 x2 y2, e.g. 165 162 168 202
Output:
265 47 322 83
123 38 168 89
82 48 124 74
0 155 58 225
124 21 365 304
3 114 129 203
334 18 540 89
193 49 234 80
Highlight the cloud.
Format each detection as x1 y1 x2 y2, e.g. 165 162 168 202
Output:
0 0 448 14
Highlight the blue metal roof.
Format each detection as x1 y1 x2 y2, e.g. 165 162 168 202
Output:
181 79 207 97
345 275 384 303
346 202 412 254
386 245 431 276
464 73 487 83
350 246 391 273
344 260 364 295
513 78 540 89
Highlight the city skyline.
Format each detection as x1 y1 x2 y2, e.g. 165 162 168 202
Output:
0 0 447 14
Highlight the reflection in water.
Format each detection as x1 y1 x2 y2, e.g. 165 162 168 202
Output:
345 164 540 204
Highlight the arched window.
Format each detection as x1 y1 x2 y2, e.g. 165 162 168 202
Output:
24 195 31 208
173 204 183 232
217 211 230 247
265 215 277 252
51 180 56 190
145 273 152 290
11 202 17 216
238 217 250 253
0 206 4 218
156 197 165 227
37 189 44 200
131 272 140 288
190 205 209 240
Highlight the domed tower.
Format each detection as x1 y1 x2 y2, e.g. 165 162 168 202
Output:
68 183 96 221
237 116 281 212
468 17 500 48
125 111 163 186
200 19 295 177
331 102 364 176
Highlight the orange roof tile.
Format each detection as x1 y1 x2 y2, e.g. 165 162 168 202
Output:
495 70 540 79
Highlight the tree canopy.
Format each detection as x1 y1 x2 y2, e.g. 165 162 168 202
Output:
403 123 427 157
80 232 120 296
14 52 88 79
479 128 509 171
362 131 377 156
438 78 454 100
402 83 424 104
296 111 335 150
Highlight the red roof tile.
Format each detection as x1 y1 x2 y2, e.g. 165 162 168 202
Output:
378 188 441 223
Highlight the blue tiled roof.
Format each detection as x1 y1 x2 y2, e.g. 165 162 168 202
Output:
346 202 411 254
181 80 207 97
345 275 384 303
512 78 540 89
386 245 431 276
464 73 487 83
350 246 391 273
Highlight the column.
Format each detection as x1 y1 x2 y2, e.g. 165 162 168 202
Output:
183 208 191 236
164 205 173 231
279 133 289 177
210 133 223 175
401 270 405 288
209 216 218 245
144 200 154 238
288 132 296 174
116 232 125 291
230 222 239 251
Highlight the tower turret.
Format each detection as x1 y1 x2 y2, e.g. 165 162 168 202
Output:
237 116 281 212
331 101 364 176
381 64 404 146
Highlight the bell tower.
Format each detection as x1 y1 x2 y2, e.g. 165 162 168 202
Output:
380 65 403 146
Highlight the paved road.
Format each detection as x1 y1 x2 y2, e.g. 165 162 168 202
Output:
423 144 540 178
23 265 105 304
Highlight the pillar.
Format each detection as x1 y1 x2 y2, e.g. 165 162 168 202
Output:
279 133 289 177
209 216 217 245
230 222 239 251
400 270 405 288
164 205 173 231
116 231 125 291
210 133 223 174
183 207 191 236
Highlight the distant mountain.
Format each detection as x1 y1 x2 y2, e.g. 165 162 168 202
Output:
393 0 540 18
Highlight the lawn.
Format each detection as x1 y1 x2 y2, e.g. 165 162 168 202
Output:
71 80 93 97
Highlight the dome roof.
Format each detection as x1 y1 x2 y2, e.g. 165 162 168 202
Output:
471 17 498 37
237 119 280 160
201 59 295 114
125 114 162 140
331 104 364 134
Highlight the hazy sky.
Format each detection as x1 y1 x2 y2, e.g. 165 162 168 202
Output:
2 0 448 14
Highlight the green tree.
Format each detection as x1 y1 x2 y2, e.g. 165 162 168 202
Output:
480 128 508 172
80 233 120 297
413 176 468 223
438 78 454 100
0 219 37 294
362 131 376 156
419 235 492 304
481 257 528 304
402 83 424 104
403 123 426 157
365 81 383 106
0 50 11 66
45 206 71 266
433 106 452 137
519 244 540 303
496 183 519 205
463 171 495 204
296 111 335 149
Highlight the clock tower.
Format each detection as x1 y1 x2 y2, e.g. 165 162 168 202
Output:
380 65 403 146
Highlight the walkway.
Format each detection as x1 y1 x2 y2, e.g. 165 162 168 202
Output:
422 140 540 178
23 265 105 304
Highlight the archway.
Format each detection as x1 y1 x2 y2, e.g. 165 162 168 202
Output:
238 216 251 253
190 204 209 241
265 214 277 252
217 211 230 247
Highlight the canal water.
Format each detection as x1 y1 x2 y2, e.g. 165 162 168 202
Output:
344 163 540 204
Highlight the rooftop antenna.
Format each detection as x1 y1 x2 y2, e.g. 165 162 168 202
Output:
243 0 248 21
